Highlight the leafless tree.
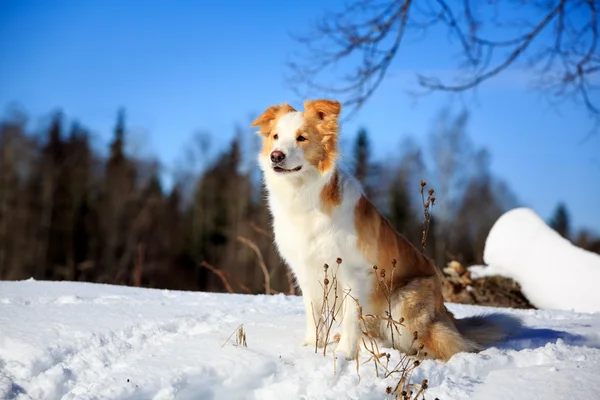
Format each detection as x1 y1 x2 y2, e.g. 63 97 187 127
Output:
289 0 599 128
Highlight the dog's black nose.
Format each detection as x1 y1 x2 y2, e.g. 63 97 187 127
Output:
270 151 286 163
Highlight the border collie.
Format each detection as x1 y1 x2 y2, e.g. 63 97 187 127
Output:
251 99 519 360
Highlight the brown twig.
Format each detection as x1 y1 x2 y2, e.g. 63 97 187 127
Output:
200 260 235 294
237 236 272 295
322 258 347 356
249 222 273 239
419 180 435 252
312 256 429 398
314 262 337 354
351 261 429 399
221 270 253 295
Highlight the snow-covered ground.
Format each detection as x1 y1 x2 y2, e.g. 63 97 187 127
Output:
471 207 600 313
2 280 600 400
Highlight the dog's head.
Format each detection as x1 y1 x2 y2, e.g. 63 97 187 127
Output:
251 100 341 178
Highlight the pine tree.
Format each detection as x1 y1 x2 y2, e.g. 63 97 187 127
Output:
549 203 570 239
40 111 69 279
353 128 370 189
0 112 32 279
388 177 411 233
187 137 245 290
385 139 425 249
102 108 137 282
65 122 94 280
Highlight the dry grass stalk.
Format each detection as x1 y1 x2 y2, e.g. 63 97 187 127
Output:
348 292 400 380
237 236 272 295
349 260 429 399
375 260 403 348
221 323 247 348
360 310 429 399
419 180 436 252
308 256 429 398
313 258 348 356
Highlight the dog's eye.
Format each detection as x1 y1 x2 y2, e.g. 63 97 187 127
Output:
273 134 278 140
296 135 306 142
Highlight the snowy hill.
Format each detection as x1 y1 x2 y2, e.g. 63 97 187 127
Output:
472 207 600 313
1 280 600 400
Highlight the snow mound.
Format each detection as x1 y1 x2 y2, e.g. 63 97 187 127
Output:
2 280 600 399
481 207 600 313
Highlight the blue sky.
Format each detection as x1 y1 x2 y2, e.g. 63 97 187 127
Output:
1 0 599 234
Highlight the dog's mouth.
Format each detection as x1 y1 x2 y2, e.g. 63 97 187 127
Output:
273 165 302 173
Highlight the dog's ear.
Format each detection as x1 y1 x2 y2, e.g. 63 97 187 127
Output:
251 103 296 136
303 100 342 122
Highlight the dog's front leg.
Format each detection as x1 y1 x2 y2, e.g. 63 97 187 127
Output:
300 284 325 348
335 275 364 360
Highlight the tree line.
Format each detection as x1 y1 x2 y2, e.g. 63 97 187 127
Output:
1 105 597 293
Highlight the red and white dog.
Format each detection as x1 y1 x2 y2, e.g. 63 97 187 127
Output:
251 99 518 361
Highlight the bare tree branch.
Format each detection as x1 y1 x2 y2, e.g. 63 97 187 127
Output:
288 0 414 118
221 269 253 295
237 236 272 295
289 0 599 129
200 261 235 294
418 0 566 92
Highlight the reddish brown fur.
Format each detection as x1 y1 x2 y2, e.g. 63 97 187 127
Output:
391 279 479 360
354 195 436 288
251 103 297 158
251 103 296 136
301 100 341 173
354 194 485 360
320 170 341 215
423 320 480 361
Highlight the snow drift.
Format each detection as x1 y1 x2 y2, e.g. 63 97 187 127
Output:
478 207 600 313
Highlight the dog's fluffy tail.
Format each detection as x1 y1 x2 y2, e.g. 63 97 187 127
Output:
426 313 522 361
454 313 522 347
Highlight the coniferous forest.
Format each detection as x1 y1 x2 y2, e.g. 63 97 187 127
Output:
1 106 598 294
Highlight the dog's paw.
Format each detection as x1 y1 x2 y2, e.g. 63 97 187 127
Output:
302 333 323 348
335 339 357 360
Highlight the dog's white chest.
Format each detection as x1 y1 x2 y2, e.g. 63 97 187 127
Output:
265 168 368 287
272 207 339 267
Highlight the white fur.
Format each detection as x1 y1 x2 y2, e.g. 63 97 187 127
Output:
258 111 372 359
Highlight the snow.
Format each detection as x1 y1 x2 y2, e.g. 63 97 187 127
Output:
473 207 600 314
2 280 600 399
